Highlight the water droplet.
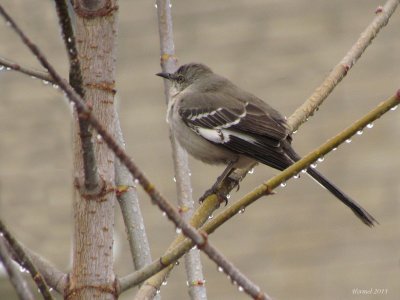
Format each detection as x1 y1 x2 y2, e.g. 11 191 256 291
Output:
49 288 54 292
162 280 168 286
96 134 102 141
357 129 363 135
208 214 213 220
217 266 224 272
186 281 190 286
226 194 231 199
6 67 11 71
317 156 325 163
162 211 167 217
301 169 307 173
154 3 158 8
345 139 352 144
310 163 318 169
248 168 254 174
134 178 139 184
238 286 244 292
42 80 49 85
238 207 245 214
332 147 338 151
294 173 301 179
169 3 172 8
19 266 27 273
52 84 59 89
280 182 287 187
191 245 198 250
156 289 161 294
367 123 374 129
175 260 180 266
188 172 192 177
293 130 298 134
67 37 72 43
0 66 4 71
390 105 398 111
173 177 176 182
175 227 182 234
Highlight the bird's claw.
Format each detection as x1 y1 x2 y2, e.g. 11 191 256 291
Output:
199 187 228 206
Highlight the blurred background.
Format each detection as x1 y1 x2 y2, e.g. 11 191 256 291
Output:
0 0 399 299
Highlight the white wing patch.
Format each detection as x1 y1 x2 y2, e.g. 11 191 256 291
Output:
196 127 257 145
197 127 229 143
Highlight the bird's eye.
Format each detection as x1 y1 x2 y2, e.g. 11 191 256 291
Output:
176 75 185 83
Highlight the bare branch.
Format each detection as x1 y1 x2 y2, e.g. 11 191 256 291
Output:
0 56 52 82
54 0 100 191
0 238 35 300
0 5 271 300
205 91 400 232
121 91 400 291
156 0 207 299
0 220 54 300
114 116 153 270
198 0 400 211
288 0 400 131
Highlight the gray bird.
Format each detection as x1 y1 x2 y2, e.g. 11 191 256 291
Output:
157 63 376 227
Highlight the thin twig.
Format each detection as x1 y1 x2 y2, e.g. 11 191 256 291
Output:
0 238 35 300
0 6 271 300
0 56 52 82
54 0 100 190
156 0 207 299
0 236 67 294
120 91 400 290
126 1 400 295
288 0 400 131
0 220 54 300
198 0 400 210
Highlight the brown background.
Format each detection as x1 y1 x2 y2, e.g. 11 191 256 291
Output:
0 0 399 299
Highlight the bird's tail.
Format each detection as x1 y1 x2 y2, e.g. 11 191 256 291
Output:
284 146 377 227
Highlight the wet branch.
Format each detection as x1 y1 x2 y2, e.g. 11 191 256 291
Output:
155 0 207 299
54 0 100 190
0 238 35 300
120 91 399 290
0 5 271 300
288 0 400 131
0 220 55 300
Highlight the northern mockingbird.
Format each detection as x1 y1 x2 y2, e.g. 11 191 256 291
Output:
157 63 376 227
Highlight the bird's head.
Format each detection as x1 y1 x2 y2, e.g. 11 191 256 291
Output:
156 63 213 91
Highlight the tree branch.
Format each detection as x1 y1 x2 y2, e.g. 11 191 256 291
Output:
0 5 271 300
0 220 55 300
120 90 400 291
287 0 400 131
114 116 153 270
54 0 100 191
197 0 400 214
0 238 35 300
0 56 52 82
156 0 207 299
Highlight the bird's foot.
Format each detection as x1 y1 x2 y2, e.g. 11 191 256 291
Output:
199 186 228 206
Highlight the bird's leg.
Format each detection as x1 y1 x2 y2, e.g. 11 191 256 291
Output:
199 161 237 205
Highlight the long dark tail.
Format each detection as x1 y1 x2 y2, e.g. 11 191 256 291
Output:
284 146 377 227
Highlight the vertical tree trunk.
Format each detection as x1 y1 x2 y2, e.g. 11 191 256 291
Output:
68 1 119 299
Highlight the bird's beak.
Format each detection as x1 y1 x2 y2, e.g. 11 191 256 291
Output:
156 72 172 80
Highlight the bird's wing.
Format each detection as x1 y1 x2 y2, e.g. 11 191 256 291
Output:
178 92 292 170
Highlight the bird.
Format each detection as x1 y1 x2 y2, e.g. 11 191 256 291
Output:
156 62 376 227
